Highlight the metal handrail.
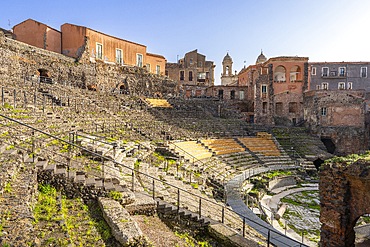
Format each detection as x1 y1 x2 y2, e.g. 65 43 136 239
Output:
0 113 309 246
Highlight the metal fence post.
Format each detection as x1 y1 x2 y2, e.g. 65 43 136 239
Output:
42 94 45 113
199 198 202 218
23 91 27 108
243 217 245 237
177 189 180 212
222 207 225 223
13 89 16 108
31 131 35 163
267 229 270 247
152 179 155 200
1 87 4 106
33 92 36 110
131 170 135 192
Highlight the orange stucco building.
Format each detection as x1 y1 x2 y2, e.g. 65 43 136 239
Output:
12 19 165 75
13 19 61 53
146 53 166 75
61 23 148 67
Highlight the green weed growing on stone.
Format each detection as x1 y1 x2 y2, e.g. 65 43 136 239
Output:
108 191 122 201
4 182 11 193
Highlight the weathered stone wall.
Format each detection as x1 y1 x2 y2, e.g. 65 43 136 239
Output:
0 31 177 97
318 126 368 155
320 160 370 246
304 90 368 155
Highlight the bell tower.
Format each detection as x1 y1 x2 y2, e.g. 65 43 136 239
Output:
221 53 237 85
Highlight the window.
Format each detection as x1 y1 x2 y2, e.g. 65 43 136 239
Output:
316 85 321 90
322 67 329 77
321 107 327 116
180 71 184 80
146 64 151 72
230 90 235 100
115 49 123 64
261 85 267 98
198 61 202 67
361 67 367 78
96 43 103 60
156 65 160 75
189 58 193 65
165 70 169 76
189 71 193 81
261 85 267 93
136 54 143 67
239 91 245 100
311 67 316 75
339 67 346 77
322 82 329 90
338 82 345 90
347 82 353 90
197 72 206 82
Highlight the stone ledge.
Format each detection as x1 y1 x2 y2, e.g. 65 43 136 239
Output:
98 197 146 246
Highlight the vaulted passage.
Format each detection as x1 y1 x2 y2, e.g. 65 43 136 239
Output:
321 137 336 154
314 158 324 170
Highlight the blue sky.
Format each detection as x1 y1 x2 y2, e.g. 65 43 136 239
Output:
2 0 370 84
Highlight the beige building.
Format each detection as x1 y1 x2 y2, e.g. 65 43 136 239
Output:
165 49 215 97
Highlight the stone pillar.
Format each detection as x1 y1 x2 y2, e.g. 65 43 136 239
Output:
319 163 351 246
320 161 370 247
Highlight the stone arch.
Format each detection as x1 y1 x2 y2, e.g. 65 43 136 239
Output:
38 68 50 78
290 65 302 82
320 160 370 246
274 65 286 82
313 158 324 170
117 77 130 94
321 136 336 154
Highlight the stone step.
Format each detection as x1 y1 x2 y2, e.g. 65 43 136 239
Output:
104 181 115 191
36 160 48 169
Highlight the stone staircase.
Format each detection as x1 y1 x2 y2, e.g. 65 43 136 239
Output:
156 200 212 227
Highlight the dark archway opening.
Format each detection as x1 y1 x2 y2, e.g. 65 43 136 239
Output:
38 69 53 84
313 158 324 170
120 85 126 94
321 137 336 154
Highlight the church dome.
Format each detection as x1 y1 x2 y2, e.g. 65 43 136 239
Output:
223 52 232 62
256 51 267 64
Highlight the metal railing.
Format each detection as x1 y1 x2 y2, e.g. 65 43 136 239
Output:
0 113 309 246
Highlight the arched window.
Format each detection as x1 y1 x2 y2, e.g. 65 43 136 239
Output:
290 65 302 82
274 66 286 82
